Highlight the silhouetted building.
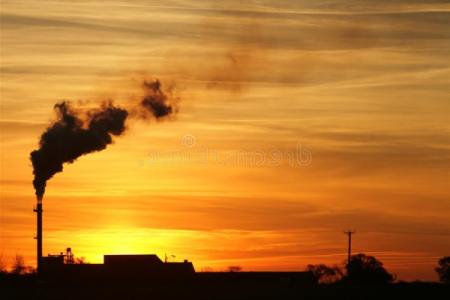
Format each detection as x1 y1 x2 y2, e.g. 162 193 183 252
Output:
41 252 316 286
41 253 195 285
104 254 195 282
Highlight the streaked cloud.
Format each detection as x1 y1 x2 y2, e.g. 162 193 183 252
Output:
0 0 448 282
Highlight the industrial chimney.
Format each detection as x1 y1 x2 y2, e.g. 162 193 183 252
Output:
33 199 43 272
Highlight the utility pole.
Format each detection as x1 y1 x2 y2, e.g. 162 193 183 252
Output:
343 230 355 264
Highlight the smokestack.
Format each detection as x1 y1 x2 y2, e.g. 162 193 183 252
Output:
29 79 178 272
33 199 43 272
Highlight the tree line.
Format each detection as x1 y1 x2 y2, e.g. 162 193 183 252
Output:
0 254 36 275
305 253 450 284
1 252 449 284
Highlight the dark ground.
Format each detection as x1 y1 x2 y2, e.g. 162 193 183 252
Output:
1 279 449 300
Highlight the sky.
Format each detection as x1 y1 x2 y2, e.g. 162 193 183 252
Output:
1 0 449 282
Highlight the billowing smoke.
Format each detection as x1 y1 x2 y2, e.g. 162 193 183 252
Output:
140 80 175 118
30 79 175 201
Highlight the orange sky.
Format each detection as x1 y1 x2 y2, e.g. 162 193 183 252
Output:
1 0 449 282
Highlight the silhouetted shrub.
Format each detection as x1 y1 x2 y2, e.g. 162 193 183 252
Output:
305 264 343 284
227 265 243 272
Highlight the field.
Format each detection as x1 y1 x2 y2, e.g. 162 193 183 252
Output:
1 276 449 300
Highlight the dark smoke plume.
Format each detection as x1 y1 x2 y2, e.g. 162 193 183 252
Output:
140 80 176 119
30 80 175 201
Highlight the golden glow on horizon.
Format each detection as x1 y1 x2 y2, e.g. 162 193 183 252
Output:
1 0 449 282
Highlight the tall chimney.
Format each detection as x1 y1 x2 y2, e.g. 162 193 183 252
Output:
34 200 43 272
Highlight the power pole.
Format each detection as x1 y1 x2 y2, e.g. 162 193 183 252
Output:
343 230 355 264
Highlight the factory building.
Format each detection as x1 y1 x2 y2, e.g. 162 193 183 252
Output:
41 250 195 284
39 249 317 286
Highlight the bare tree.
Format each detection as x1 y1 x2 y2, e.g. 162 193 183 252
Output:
25 266 37 274
200 266 213 272
0 254 7 274
227 265 243 272
76 256 89 264
11 254 26 275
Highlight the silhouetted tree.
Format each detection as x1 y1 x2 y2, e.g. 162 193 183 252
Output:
435 256 450 284
76 256 89 264
0 254 7 274
227 265 243 272
345 253 395 284
305 264 343 284
10 255 36 275
25 266 37 274
200 266 213 272
11 255 26 275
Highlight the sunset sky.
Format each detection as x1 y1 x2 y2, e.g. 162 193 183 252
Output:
1 0 449 282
